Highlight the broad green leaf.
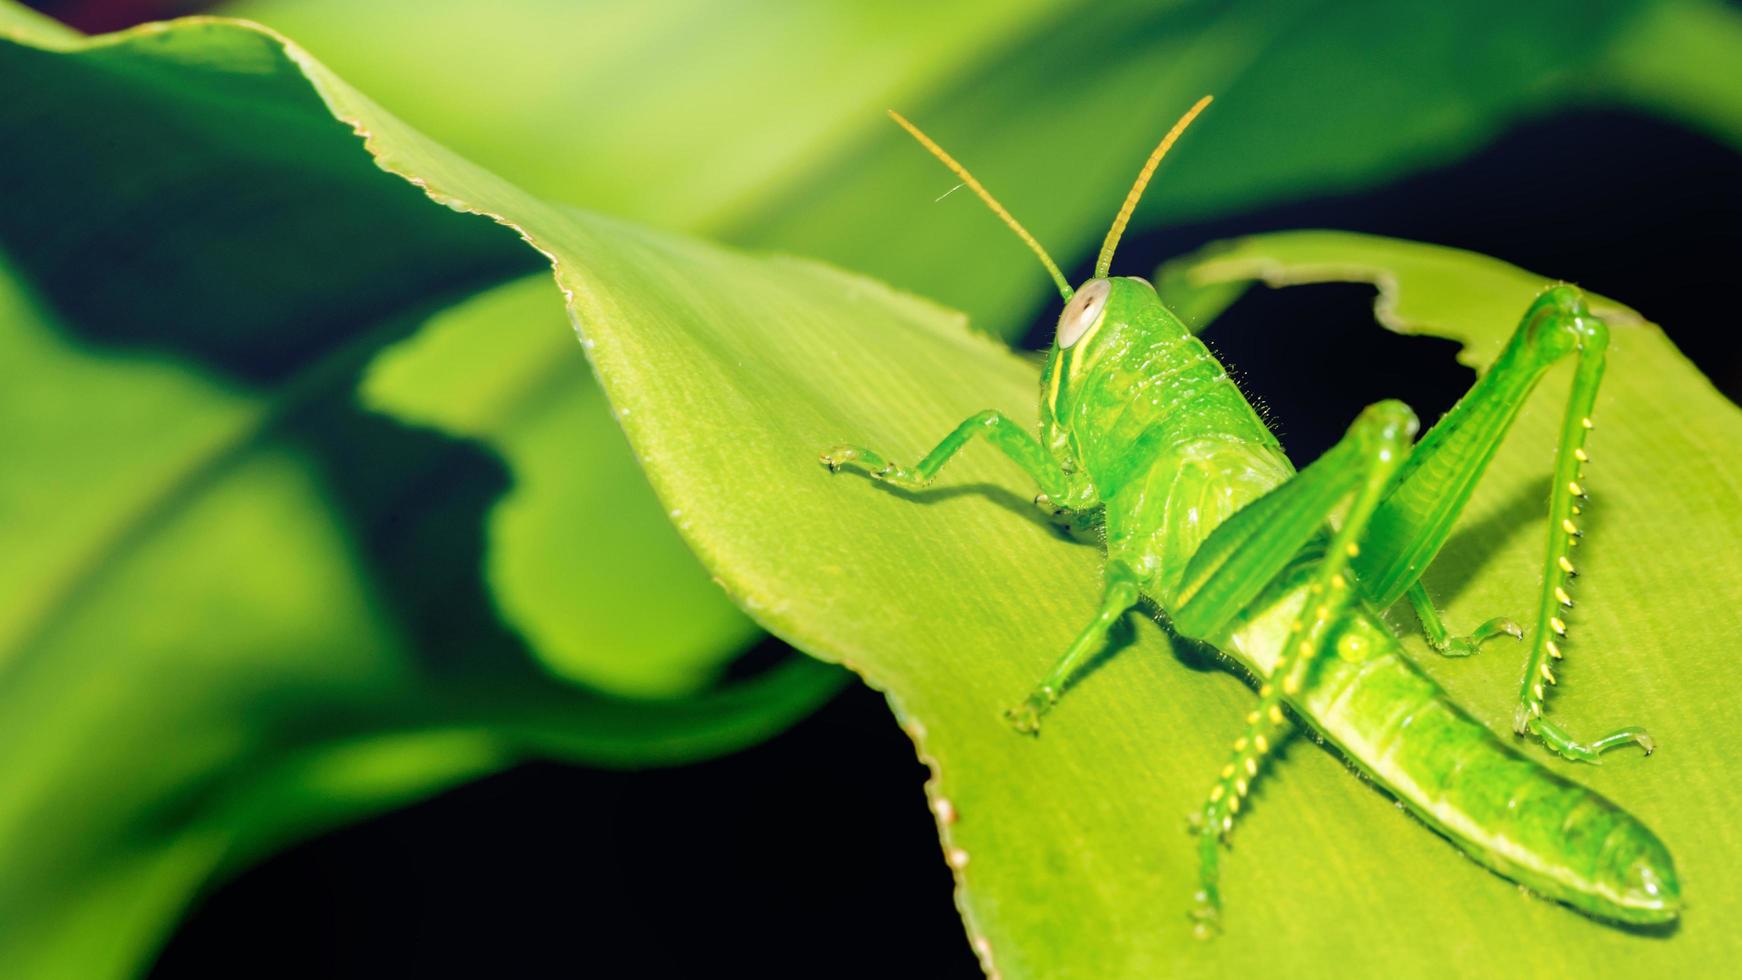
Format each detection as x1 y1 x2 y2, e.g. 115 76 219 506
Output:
0 10 779 698
513 213 1742 970
218 0 1062 238
524 219 1742 968
362 274 761 696
0 17 845 977
220 0 1724 337
1591 0 1742 150
0 249 844 976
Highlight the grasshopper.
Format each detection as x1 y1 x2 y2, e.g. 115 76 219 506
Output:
822 97 1678 933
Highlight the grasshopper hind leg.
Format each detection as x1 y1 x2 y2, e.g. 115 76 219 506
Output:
1511 314 1653 762
1352 286 1653 762
1177 401 1418 935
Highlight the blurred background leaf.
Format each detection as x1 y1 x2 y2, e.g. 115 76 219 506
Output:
0 14 845 976
222 0 1742 335
362 274 762 697
0 250 846 975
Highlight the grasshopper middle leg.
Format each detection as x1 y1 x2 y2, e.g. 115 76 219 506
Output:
1005 559 1142 734
1405 581 1521 658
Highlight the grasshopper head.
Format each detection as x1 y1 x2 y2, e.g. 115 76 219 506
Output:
885 96 1212 474
1039 275 1170 439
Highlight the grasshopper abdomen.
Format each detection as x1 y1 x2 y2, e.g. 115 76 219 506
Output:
1223 582 1678 924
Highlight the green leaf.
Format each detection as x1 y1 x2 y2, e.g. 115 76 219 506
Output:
520 207 1742 971
0 17 845 976
0 250 845 975
1591 0 1742 150
0 0 75 41
217 0 1064 238
0 11 777 698
221 0 1714 337
510 210 1742 968
362 274 762 697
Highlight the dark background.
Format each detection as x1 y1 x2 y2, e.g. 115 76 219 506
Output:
25 2 1741 977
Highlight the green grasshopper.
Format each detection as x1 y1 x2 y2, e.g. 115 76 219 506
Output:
821 97 1679 933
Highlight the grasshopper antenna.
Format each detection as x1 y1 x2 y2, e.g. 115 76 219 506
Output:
1095 95 1213 279
888 109 1074 302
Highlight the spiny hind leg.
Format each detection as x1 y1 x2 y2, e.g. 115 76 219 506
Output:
1188 401 1417 936
1351 286 1651 762
1512 334 1651 762
1405 582 1520 658
1004 559 1141 735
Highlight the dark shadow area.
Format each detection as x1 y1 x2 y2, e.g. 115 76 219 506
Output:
284 369 538 681
152 679 980 980
1196 284 1474 466
23 0 216 33
1037 608 1144 704
1155 616 1248 677
719 630 812 685
0 38 537 385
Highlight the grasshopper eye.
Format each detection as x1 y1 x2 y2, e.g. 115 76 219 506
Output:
1057 278 1111 349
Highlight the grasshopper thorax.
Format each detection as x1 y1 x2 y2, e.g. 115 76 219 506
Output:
1040 273 1282 506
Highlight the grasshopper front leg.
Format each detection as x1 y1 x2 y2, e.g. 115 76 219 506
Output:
821 409 1073 500
823 410 1114 733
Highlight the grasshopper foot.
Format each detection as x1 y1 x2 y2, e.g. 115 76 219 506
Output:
822 445 864 473
820 444 930 489
820 444 877 474
1189 888 1222 940
1003 686 1057 736
1430 616 1522 658
1524 714 1654 763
